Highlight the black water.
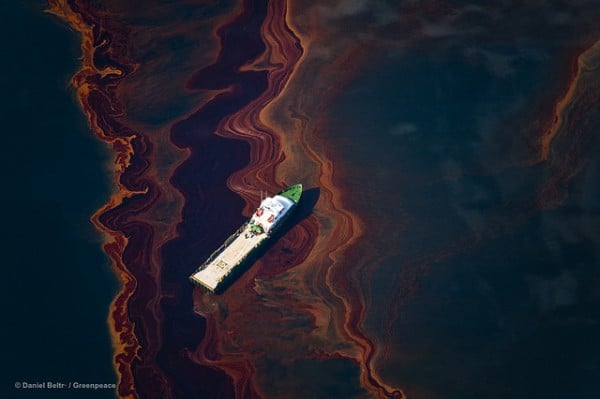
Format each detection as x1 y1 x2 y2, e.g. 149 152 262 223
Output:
2 1 117 397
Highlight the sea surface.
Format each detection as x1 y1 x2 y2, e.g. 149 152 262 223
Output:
8 1 600 399
3 1 117 398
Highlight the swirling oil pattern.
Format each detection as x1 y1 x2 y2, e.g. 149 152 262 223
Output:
48 0 600 399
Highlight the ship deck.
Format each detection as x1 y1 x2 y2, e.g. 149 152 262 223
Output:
190 223 267 291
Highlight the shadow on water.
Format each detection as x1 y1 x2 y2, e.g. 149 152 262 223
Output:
211 186 320 294
287 186 320 226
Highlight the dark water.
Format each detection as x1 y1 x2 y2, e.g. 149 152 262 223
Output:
333 63 600 396
326 11 600 399
23 1 600 399
2 1 117 398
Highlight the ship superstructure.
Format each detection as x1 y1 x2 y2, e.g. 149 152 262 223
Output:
189 184 302 293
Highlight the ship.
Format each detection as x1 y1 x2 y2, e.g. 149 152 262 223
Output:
189 184 303 293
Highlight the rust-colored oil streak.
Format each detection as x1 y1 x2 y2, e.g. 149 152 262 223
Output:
189 0 404 397
47 1 142 398
188 1 309 397
261 3 405 397
537 40 600 162
217 0 303 208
